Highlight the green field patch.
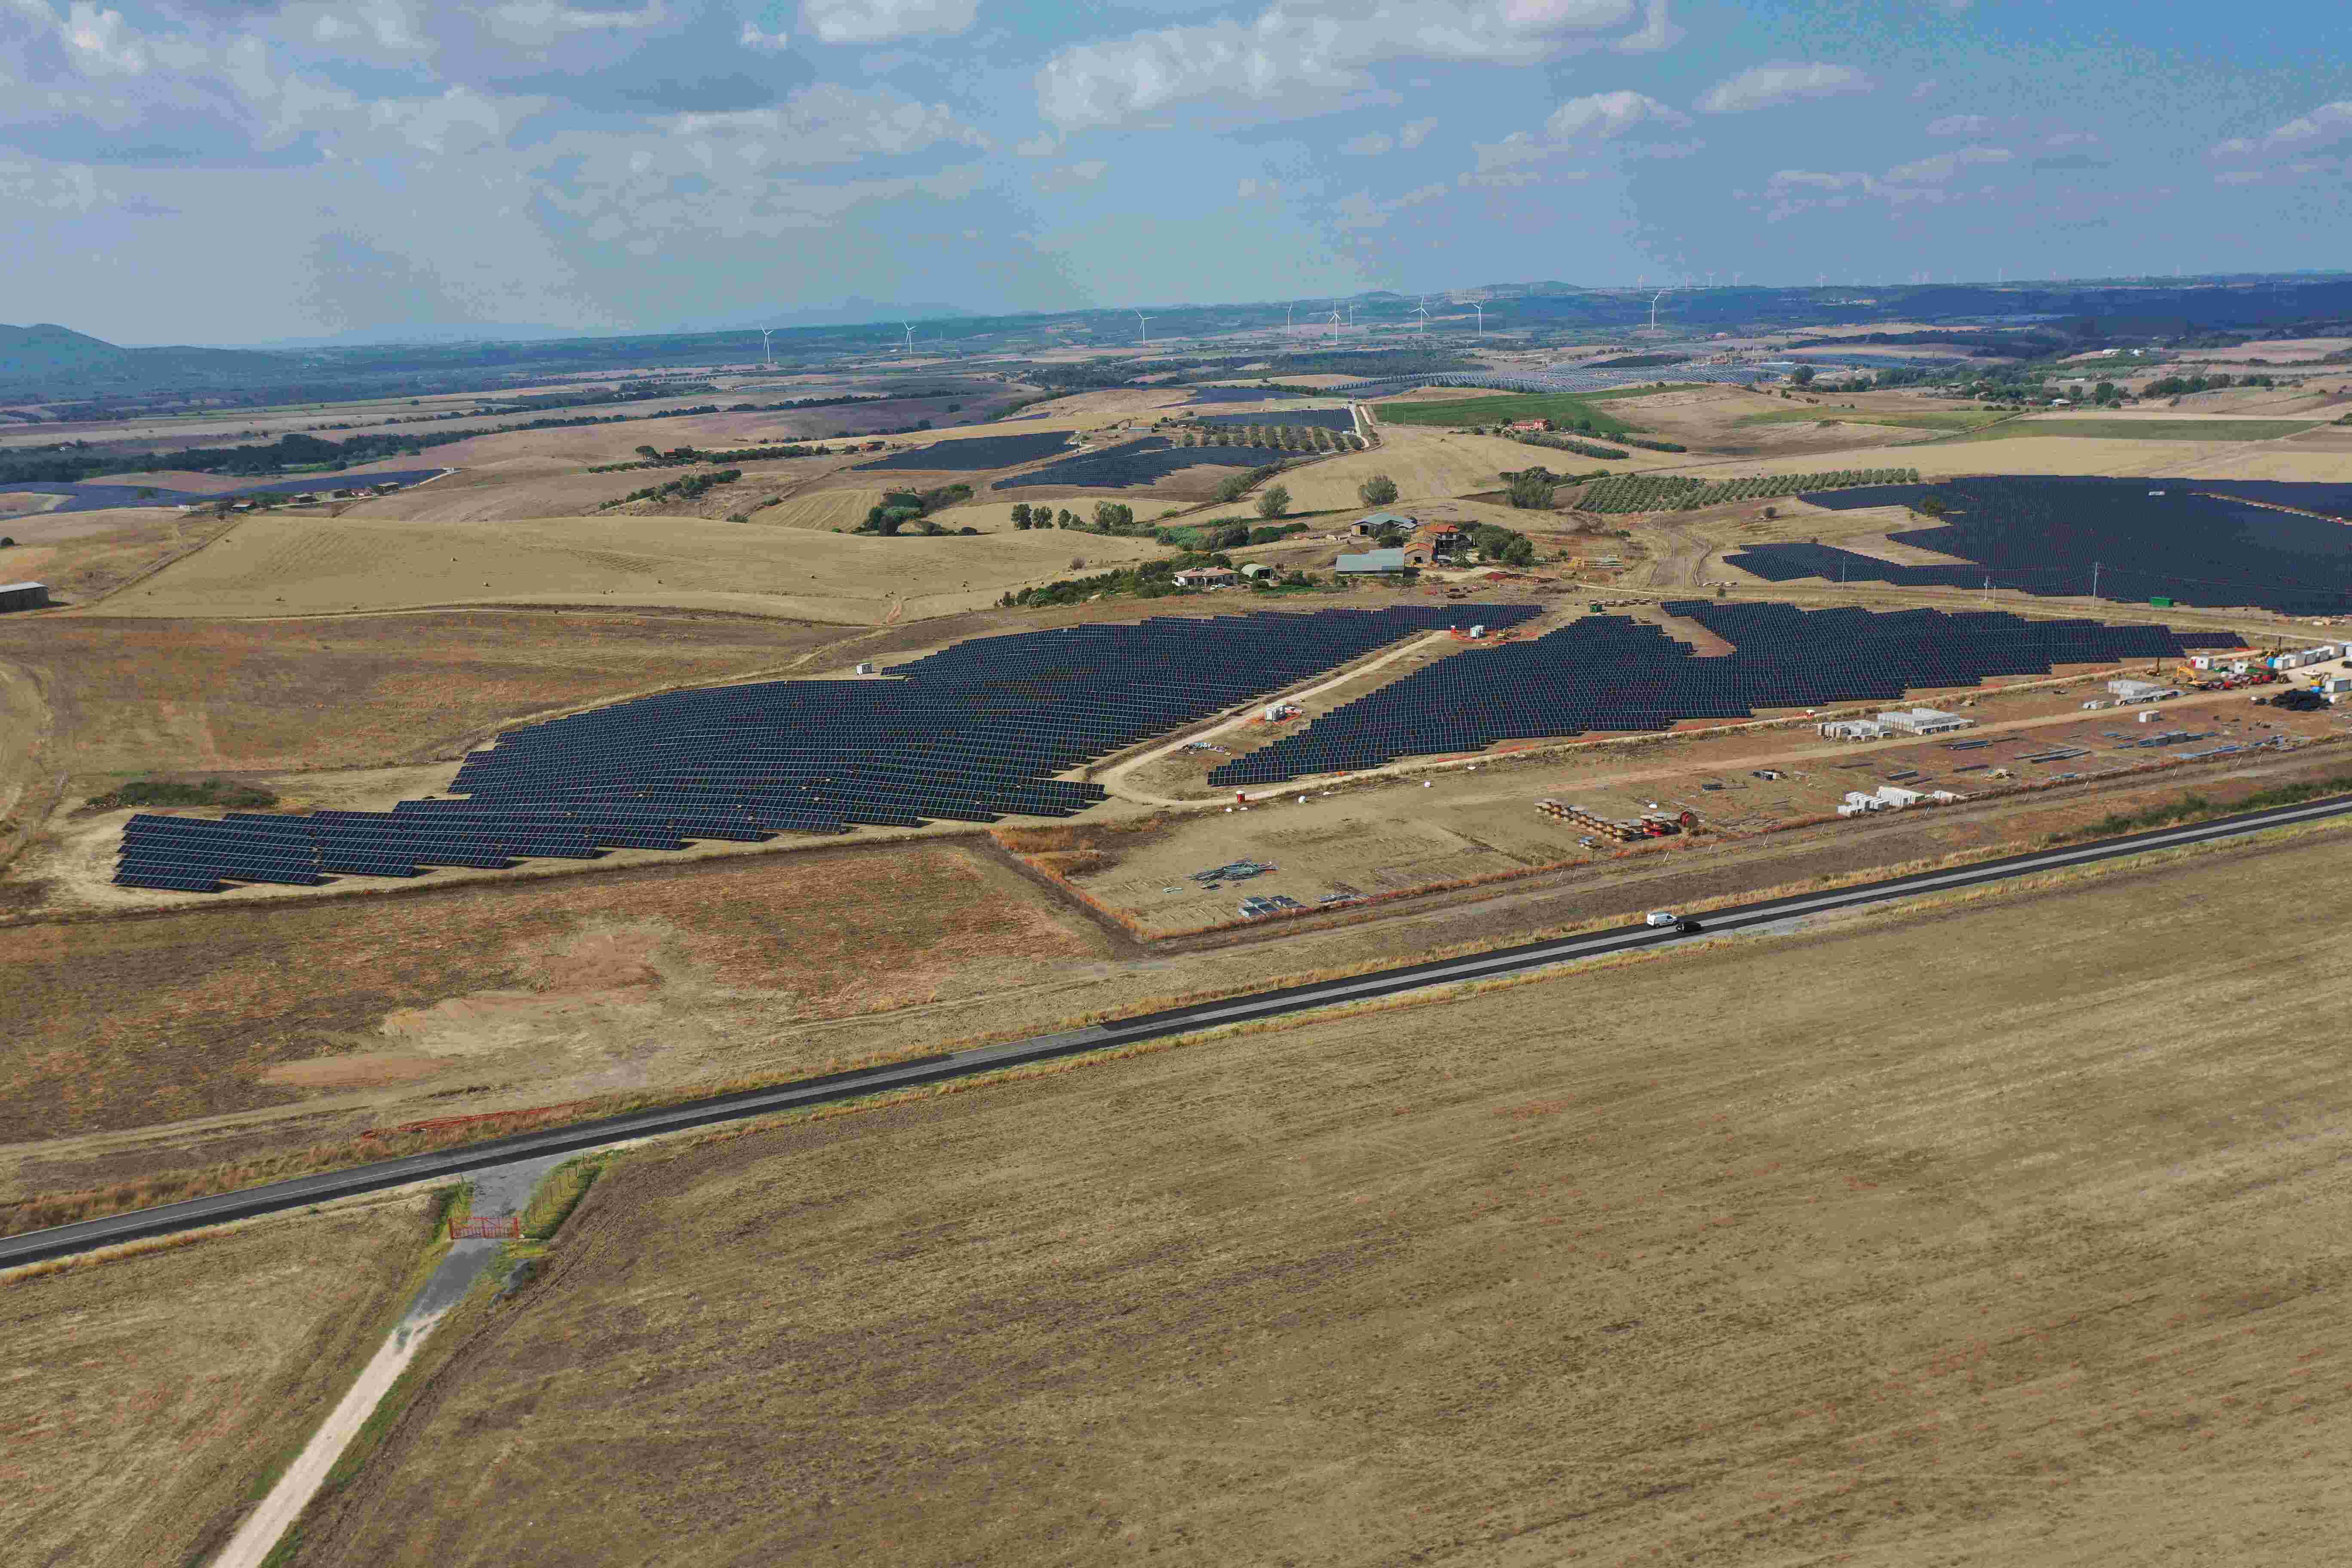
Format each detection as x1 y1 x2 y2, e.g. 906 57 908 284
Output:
1374 392 1634 434
1953 418 2319 442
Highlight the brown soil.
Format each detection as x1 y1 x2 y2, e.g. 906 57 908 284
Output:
0 842 1105 1155
285 836 2352 1566
3 1195 435 1568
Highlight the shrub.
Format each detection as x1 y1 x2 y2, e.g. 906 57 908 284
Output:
1256 484 1291 519
1358 473 1400 507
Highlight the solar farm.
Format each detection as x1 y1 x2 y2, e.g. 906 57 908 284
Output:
1209 604 2243 787
850 432 1076 471
1733 475 2352 613
995 437 1295 490
1192 409 1360 432
110 606 1540 893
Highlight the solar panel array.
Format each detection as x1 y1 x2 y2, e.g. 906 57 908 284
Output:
1194 410 1359 432
1731 475 2352 613
1209 602 2243 786
113 606 1543 893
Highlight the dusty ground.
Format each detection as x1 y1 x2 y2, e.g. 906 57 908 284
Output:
0 607 853 786
1072 679 2348 934
285 831 2352 1566
0 842 1107 1161
2 1194 436 1568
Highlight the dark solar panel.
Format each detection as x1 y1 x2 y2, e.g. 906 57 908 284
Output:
108 606 1544 890
1209 603 2246 787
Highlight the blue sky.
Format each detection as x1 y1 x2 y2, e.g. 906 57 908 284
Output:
3 0 2346 343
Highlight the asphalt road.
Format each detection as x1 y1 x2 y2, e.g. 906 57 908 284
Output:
6 790 2346 1270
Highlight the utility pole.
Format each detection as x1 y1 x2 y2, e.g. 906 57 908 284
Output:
2092 560 2102 600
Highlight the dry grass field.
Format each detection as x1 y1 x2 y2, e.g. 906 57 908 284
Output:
284 833 2352 1566
0 842 1106 1158
0 608 847 783
2 1195 435 1568
88 510 1164 622
1190 421 1546 523
752 486 891 530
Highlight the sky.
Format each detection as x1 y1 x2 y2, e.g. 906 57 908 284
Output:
3 0 2347 344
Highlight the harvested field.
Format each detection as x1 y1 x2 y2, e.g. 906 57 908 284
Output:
0 609 848 779
88 511 1164 622
284 833 2352 1566
0 843 1105 1149
1952 418 2320 442
3 1195 434 1568
1192 422 1556 518
750 487 889 530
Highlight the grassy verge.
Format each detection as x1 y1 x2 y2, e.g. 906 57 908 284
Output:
518 1155 606 1241
2050 771 2352 845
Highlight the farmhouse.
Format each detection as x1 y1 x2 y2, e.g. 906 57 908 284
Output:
1335 548 1412 576
1350 511 1415 537
1172 566 1238 589
1506 419 1551 433
1415 522 1467 560
0 580 50 613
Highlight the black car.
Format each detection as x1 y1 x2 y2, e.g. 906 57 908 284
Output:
1677 917 1704 934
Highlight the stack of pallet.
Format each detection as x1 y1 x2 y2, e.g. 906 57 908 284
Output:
1535 799 1645 842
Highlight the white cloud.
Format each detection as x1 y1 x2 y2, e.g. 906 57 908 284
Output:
1034 0 1663 131
1458 167 1580 188
1614 0 1682 53
1883 144 2011 184
738 21 790 50
665 84 989 163
1470 89 1684 172
1237 175 1281 198
478 2 674 49
1339 132 1391 155
1762 144 2011 218
1910 79 1940 100
2043 130 2099 148
1696 61 1872 114
800 0 977 46
1013 132 1059 157
1399 115 1436 148
2210 100 2352 159
1925 113 1989 136
1546 88 1688 139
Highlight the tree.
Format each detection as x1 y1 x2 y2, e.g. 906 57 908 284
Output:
1056 508 1076 529
1256 484 1291 520
1357 473 1400 507
1009 502 1032 529
1506 471 1556 510
1788 367 1816 387
1093 501 1134 531
635 445 660 460
1216 523 1251 549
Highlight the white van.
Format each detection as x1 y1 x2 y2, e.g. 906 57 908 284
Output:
1644 910 1679 928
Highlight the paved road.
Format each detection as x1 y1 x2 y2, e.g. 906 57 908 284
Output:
5 792 2346 1270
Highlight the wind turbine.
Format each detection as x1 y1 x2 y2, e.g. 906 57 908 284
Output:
759 328 775 369
1135 310 1152 345
1326 307 1342 346
1415 296 1431 336
1286 301 1295 338
1649 289 1671 331
1471 303 1485 340
901 322 915 356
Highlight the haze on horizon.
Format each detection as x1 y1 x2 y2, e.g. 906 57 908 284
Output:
2 0 2346 346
